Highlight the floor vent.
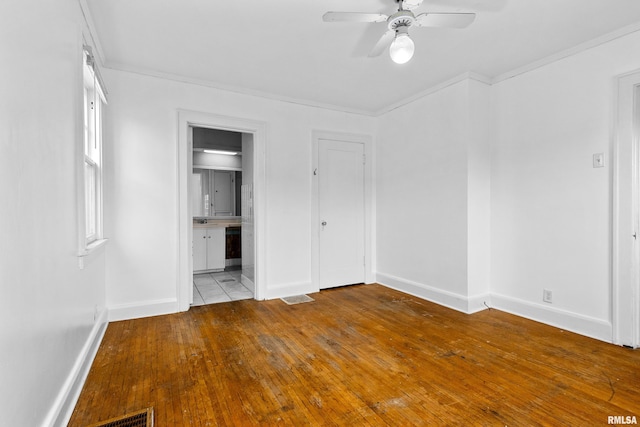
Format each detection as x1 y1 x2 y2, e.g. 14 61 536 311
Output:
218 279 236 283
88 408 153 427
281 295 315 305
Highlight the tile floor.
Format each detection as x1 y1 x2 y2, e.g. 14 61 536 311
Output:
192 268 253 306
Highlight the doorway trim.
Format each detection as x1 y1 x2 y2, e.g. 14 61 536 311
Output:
612 70 640 348
311 130 375 291
177 110 266 310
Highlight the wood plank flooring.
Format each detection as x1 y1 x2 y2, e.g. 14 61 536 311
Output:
69 284 640 426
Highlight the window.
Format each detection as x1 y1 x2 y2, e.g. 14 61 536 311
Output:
82 46 106 248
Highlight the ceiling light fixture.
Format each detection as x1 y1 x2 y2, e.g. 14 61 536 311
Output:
389 26 414 64
323 0 476 66
203 149 238 156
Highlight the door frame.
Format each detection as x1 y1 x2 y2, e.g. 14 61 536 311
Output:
311 130 375 291
612 70 640 348
177 110 266 310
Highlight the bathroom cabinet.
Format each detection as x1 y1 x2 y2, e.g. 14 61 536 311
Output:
193 226 225 272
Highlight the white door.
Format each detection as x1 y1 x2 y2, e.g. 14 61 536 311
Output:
614 71 640 348
213 171 233 216
318 139 365 289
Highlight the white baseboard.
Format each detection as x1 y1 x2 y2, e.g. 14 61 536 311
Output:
264 281 317 300
490 293 613 343
376 274 613 343
468 293 492 314
376 272 487 314
240 274 254 290
45 308 109 427
108 298 178 322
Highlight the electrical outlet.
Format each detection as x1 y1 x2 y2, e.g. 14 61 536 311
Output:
543 289 553 304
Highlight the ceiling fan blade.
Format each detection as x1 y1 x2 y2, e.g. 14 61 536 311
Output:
414 13 476 28
323 12 388 23
402 0 424 10
368 30 396 57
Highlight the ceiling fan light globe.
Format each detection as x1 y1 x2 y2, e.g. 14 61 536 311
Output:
389 33 414 64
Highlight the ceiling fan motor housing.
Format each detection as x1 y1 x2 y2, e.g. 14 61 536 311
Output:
388 10 415 31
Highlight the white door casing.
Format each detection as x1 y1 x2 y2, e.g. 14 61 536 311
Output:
178 110 266 310
613 70 640 348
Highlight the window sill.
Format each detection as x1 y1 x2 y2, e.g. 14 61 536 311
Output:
78 238 108 269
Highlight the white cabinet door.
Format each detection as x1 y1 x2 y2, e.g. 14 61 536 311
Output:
206 227 226 271
194 226 226 272
193 228 208 271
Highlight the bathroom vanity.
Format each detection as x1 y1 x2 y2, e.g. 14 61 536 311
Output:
193 218 241 273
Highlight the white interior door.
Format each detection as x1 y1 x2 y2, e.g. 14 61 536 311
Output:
614 71 640 348
213 171 233 216
318 139 365 289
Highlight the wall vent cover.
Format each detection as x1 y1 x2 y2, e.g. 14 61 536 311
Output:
88 407 153 427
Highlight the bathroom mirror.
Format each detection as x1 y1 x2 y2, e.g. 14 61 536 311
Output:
192 168 242 218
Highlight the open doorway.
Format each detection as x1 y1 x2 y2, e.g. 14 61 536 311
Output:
191 127 254 306
177 111 265 312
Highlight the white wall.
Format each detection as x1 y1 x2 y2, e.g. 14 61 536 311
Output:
376 77 492 312
490 30 640 340
103 69 376 315
375 79 474 309
466 79 492 302
0 1 107 425
376 29 640 341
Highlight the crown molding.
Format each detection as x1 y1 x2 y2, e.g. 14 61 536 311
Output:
492 20 640 84
103 61 377 117
373 71 492 116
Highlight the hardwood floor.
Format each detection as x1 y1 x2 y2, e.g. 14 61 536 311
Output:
69 284 640 426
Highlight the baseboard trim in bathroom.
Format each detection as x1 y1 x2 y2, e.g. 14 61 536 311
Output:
281 295 315 305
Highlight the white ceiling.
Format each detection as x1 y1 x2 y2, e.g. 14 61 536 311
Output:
84 0 640 115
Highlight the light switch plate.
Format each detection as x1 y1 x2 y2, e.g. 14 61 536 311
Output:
593 153 605 168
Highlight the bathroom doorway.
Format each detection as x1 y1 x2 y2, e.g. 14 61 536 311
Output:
191 127 254 306
177 111 265 312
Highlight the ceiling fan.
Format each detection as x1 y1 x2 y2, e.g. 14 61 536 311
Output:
323 0 476 64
